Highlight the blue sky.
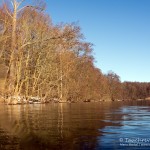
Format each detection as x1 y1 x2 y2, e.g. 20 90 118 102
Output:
37 0 150 82
47 0 150 82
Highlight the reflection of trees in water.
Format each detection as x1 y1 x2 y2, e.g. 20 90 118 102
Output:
55 103 104 149
0 127 20 150
0 102 125 150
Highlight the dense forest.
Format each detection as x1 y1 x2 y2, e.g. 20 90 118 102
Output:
0 0 150 104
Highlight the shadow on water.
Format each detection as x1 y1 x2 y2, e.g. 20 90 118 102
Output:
0 101 150 149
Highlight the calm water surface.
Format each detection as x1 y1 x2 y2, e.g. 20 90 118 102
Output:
0 101 150 150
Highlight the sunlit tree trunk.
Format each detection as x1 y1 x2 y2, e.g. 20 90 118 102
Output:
9 0 17 95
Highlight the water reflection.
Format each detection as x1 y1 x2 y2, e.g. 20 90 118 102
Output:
0 101 150 149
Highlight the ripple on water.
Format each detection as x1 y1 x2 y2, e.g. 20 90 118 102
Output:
99 105 150 149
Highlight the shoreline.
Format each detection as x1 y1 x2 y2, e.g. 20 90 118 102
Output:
0 98 149 105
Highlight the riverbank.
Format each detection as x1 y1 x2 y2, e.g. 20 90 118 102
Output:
1 94 150 105
1 98 150 105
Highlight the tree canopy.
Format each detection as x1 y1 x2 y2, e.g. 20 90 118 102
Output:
0 0 150 104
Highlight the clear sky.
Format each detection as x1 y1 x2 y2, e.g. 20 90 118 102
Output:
44 0 150 82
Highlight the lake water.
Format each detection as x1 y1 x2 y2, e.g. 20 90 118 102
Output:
0 101 150 150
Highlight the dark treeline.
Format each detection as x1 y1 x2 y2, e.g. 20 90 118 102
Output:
0 1 150 103
122 82 150 100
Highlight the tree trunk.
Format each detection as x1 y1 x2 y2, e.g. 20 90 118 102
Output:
9 0 17 95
